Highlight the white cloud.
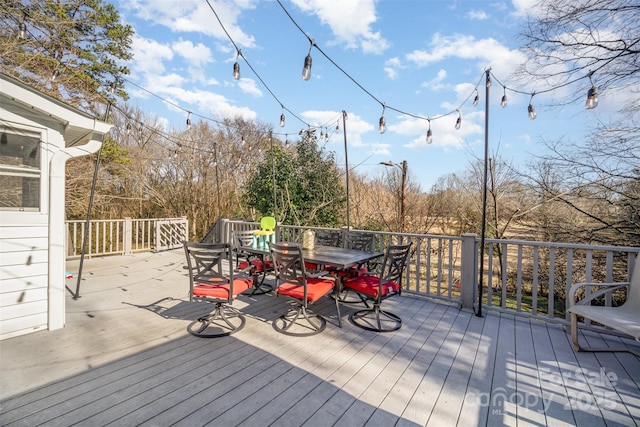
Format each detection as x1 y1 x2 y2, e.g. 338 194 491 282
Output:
389 109 483 150
384 57 403 80
421 69 448 90
172 40 213 67
130 35 174 75
467 9 488 20
511 0 541 18
237 78 263 97
122 0 256 48
406 33 527 80
291 0 389 54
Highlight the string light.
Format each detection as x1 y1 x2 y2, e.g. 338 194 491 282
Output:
302 40 313 81
19 12 27 39
51 68 60 82
527 94 537 120
186 112 191 130
472 88 479 107
378 104 386 134
126 122 132 135
455 110 462 130
585 72 598 109
233 49 242 80
280 112 285 127
426 119 433 144
501 86 507 108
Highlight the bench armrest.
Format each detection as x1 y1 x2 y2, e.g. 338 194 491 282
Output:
568 281 630 307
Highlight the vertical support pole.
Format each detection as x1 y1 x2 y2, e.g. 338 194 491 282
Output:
270 130 277 222
461 233 477 310
73 102 111 299
214 140 221 219
477 68 491 317
400 160 407 234
342 110 350 232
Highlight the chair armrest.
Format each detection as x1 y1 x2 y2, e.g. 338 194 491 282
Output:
568 281 630 307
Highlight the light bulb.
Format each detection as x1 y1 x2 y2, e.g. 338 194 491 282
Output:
472 90 479 107
585 86 598 109
501 89 507 108
426 127 433 144
126 123 132 135
455 114 461 130
302 54 312 81
279 113 285 127
528 104 537 120
378 116 386 134
233 62 240 80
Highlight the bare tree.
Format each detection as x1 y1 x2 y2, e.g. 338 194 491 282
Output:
519 0 640 96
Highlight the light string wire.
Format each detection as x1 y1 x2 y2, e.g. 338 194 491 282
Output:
204 0 311 130
6 2 612 152
277 0 480 123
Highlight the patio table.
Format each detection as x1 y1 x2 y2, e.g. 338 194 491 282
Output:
246 242 383 271
245 242 383 297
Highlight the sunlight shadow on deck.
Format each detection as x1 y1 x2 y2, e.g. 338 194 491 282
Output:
2 250 638 426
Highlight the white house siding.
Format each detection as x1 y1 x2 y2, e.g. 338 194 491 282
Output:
0 222 49 340
1 73 110 340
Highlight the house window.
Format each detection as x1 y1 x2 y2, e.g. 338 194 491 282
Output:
0 131 41 211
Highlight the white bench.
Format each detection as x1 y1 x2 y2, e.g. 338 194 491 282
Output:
568 253 640 357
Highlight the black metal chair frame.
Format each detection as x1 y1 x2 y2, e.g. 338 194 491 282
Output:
333 232 377 304
268 242 340 336
315 230 341 247
184 242 251 338
343 242 412 332
232 229 274 295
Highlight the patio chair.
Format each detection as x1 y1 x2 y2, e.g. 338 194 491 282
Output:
333 232 378 303
568 253 640 357
342 242 412 332
268 242 340 336
232 229 274 295
183 242 253 338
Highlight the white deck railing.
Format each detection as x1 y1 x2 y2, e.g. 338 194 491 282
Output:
66 217 640 325
66 217 187 259
220 219 640 325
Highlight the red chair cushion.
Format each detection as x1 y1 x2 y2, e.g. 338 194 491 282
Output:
238 259 273 272
343 275 400 298
304 261 320 271
193 277 253 299
276 278 334 302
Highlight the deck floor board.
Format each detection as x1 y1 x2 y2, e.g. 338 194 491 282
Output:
1 250 639 427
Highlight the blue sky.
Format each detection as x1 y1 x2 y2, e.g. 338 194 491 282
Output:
113 0 607 190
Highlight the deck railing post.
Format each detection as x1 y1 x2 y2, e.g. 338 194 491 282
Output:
460 233 477 311
124 217 133 255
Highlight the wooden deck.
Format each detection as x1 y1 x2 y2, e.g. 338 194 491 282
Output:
1 249 639 426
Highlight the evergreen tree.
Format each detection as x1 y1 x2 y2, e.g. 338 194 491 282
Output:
0 0 133 112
